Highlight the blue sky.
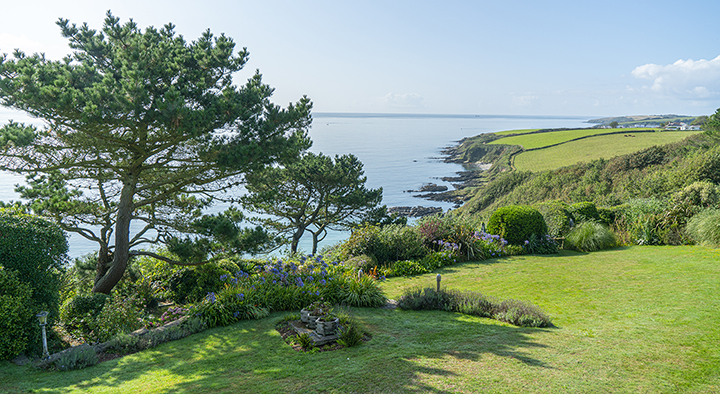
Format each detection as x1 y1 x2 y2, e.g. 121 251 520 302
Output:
1 0 719 117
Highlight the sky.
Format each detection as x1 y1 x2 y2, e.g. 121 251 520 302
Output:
1 0 719 117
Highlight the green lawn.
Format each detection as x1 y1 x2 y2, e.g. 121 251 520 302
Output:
489 127 657 150
493 128 540 136
513 131 701 172
2 246 719 393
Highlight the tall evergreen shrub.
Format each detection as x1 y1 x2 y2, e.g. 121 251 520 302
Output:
569 201 600 222
0 209 68 357
487 205 547 245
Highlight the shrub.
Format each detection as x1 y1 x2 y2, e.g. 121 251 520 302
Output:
374 225 428 263
344 254 378 273
167 259 242 304
534 200 573 237
523 233 559 254
105 333 141 354
386 260 430 277
416 214 485 259
341 224 428 264
0 268 33 360
614 198 667 245
671 181 720 208
91 295 144 342
417 218 447 247
451 290 495 318
487 205 548 245
493 299 553 328
340 224 381 260
686 209 720 246
397 287 552 328
60 293 111 342
569 201 600 222
419 250 458 270
144 306 189 329
397 287 455 311
53 345 99 372
0 209 68 356
597 206 618 226
467 231 510 259
565 221 617 252
195 289 270 329
192 256 386 329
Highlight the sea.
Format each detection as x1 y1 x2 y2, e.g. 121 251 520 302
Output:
0 109 590 259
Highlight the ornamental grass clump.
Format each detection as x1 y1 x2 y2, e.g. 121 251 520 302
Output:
685 208 720 246
566 221 617 252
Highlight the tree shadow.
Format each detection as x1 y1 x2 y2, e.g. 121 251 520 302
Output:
14 307 558 393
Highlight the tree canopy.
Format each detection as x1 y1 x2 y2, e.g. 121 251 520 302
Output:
242 152 382 254
0 11 312 293
704 108 720 132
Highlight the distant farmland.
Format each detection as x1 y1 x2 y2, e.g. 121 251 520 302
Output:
513 130 701 172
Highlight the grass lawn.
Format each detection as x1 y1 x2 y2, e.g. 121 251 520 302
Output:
514 131 701 172
2 246 718 393
493 128 540 136
489 127 658 150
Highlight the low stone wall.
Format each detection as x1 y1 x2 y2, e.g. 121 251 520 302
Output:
34 317 189 368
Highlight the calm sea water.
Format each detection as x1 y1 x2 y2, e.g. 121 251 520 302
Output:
0 109 590 258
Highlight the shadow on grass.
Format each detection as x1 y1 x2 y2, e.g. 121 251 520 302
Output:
10 308 555 393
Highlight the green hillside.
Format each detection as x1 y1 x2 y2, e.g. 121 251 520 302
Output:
457 131 720 217
514 130 701 172
488 127 657 150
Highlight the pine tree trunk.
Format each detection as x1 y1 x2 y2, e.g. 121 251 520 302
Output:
92 181 135 294
291 227 305 254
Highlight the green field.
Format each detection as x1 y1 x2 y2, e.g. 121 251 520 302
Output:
489 127 656 150
493 128 540 136
514 130 701 172
2 246 718 393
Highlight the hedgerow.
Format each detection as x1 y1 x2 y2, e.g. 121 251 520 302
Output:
0 209 68 358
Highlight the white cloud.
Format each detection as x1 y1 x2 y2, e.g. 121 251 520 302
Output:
631 56 720 99
381 92 425 108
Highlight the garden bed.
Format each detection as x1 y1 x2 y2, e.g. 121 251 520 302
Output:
275 319 371 352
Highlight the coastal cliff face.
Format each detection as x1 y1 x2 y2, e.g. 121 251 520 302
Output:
405 133 521 208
